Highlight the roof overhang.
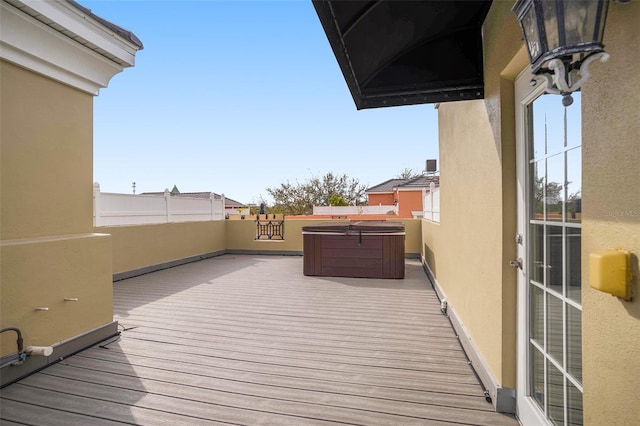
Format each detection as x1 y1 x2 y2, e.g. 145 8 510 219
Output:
312 0 492 109
1 0 143 95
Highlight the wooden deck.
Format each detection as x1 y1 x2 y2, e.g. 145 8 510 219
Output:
1 255 519 425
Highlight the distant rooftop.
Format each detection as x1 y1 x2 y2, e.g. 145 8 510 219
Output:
366 175 439 193
399 175 440 188
366 179 408 193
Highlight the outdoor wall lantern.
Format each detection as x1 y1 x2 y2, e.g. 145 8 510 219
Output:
512 0 611 106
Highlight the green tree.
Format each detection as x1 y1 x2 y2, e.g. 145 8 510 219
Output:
328 193 349 206
266 172 367 215
396 168 421 179
533 177 564 217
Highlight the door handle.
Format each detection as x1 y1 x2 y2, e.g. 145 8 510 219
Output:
510 258 523 270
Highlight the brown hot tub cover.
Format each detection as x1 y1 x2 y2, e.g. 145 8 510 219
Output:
301 221 405 234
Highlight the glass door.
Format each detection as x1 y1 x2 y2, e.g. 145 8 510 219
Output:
515 71 583 426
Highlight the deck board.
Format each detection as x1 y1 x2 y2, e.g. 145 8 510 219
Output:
1 255 519 425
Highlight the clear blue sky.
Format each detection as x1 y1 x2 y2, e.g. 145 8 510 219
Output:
86 0 439 204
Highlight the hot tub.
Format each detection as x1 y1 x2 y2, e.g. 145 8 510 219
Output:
302 221 405 279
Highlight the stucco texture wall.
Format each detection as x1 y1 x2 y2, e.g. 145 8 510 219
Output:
1 61 113 357
1 61 93 240
431 99 513 387
425 1 639 422
99 221 227 275
1 234 113 354
226 218 421 256
94 218 420 284
581 3 640 424
422 2 526 391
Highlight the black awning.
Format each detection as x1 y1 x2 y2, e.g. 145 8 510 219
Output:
312 0 492 109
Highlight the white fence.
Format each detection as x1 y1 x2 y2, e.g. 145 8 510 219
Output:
423 183 440 222
94 183 225 226
226 208 250 216
312 204 397 216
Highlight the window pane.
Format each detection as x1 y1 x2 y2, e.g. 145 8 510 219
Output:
531 102 545 160
567 227 582 303
567 304 583 383
548 360 566 425
531 160 545 220
530 223 545 284
547 225 563 293
531 344 545 409
530 284 544 345
568 380 584 426
567 147 582 224
547 293 564 364
533 94 566 155
546 154 564 222
566 93 582 149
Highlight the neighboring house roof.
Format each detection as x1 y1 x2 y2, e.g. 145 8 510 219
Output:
366 179 408 193
221 198 244 208
398 175 440 189
366 175 439 193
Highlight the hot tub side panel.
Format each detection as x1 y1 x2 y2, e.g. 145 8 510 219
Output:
303 233 404 278
320 235 384 278
383 234 405 278
303 233 322 276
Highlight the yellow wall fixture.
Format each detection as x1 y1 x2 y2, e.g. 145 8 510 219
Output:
589 248 633 300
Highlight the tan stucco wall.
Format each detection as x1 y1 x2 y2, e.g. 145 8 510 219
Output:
425 1 639 422
581 3 640 424
99 221 227 275
423 2 524 388
0 61 94 240
226 218 421 256
93 218 420 279
428 98 514 387
421 2 527 391
1 60 113 357
1 234 113 350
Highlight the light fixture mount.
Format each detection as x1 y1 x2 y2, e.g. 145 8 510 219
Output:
513 0 610 106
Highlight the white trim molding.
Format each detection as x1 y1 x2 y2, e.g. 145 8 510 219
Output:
0 0 142 94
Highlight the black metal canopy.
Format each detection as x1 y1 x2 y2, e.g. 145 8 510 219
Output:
313 0 493 109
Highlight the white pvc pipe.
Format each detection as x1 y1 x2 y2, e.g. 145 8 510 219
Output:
25 346 53 357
